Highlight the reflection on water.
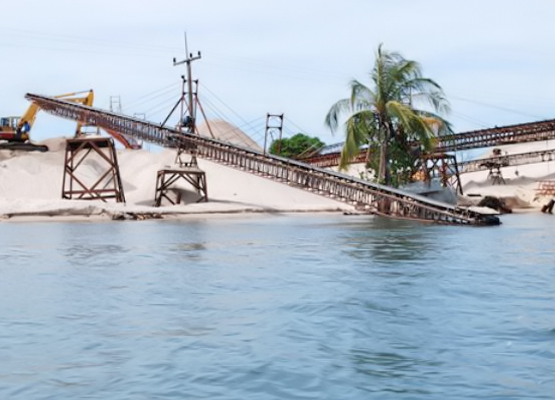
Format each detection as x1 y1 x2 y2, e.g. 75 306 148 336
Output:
340 217 440 264
0 214 553 399
63 244 132 267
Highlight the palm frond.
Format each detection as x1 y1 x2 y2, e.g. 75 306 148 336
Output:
325 98 351 133
339 116 369 170
326 43 452 184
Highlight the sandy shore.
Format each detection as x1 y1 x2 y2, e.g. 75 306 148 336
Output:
0 137 354 222
1 137 554 222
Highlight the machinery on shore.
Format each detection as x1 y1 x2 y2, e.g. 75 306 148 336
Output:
0 90 94 151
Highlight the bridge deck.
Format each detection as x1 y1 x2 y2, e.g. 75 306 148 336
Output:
25 93 500 226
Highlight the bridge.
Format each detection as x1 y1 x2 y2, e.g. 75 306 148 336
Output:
25 93 500 226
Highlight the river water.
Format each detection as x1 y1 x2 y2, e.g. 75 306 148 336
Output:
0 213 553 399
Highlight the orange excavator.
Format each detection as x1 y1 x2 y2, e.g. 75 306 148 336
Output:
0 90 95 151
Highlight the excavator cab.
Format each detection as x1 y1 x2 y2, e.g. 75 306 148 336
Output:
0 116 20 129
0 116 29 141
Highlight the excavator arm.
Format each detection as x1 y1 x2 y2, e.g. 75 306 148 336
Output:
57 90 94 135
1 90 95 146
16 102 40 137
2 89 141 151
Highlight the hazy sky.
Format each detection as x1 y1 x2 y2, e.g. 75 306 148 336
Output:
2 0 554 146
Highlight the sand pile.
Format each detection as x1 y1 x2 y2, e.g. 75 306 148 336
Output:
459 143 555 210
0 137 352 221
196 119 263 152
2 136 554 221
331 141 555 212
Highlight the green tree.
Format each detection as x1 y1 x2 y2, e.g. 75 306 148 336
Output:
269 133 324 159
325 44 451 186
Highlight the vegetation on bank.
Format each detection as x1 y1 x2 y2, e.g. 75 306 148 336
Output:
325 44 452 186
269 133 324 159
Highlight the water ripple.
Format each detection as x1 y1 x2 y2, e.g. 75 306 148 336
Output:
0 215 553 399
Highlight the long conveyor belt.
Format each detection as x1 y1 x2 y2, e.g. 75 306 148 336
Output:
25 93 501 226
304 118 555 168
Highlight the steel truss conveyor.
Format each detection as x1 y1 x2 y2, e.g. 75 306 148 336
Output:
304 118 555 168
436 118 555 152
459 147 555 174
25 93 500 226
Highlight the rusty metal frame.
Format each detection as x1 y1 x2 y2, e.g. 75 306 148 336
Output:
28 93 499 225
154 167 208 206
459 147 555 174
536 180 555 196
420 153 463 195
62 137 125 203
302 119 555 167
436 119 555 152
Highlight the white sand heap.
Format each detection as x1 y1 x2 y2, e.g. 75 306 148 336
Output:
196 119 263 152
459 142 555 210
2 136 554 221
0 137 352 221
320 141 555 212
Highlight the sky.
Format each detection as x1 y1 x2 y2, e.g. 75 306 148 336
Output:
2 0 555 149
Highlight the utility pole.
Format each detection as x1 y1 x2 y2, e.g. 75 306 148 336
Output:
171 34 202 167
173 33 201 133
264 113 284 155
109 96 122 113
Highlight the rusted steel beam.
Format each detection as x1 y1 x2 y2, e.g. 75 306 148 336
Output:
303 118 555 167
154 168 208 206
536 180 555 196
62 137 125 203
437 119 555 152
459 147 555 174
26 93 500 226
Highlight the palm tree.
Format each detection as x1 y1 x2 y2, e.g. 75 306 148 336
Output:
325 44 451 186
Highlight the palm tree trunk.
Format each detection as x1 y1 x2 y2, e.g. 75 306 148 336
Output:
377 140 392 214
378 140 389 185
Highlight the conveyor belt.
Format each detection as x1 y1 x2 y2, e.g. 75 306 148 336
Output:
25 93 501 225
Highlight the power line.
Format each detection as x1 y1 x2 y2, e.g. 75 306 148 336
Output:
0 27 180 53
450 95 547 120
126 83 178 110
200 83 264 137
140 91 180 121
